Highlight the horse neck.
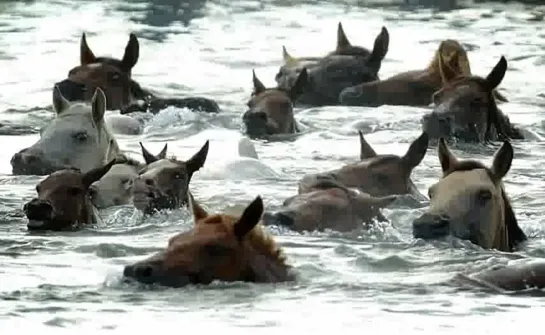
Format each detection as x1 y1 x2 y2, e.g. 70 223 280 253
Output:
79 198 100 226
243 240 292 283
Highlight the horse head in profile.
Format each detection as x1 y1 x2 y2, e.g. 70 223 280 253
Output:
132 141 209 214
11 88 119 175
123 195 293 287
242 69 307 138
23 159 116 231
54 33 140 110
412 139 527 252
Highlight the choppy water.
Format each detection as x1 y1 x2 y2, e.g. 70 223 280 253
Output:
2 0 545 332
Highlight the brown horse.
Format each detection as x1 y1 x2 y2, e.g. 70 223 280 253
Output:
23 159 116 231
242 69 307 138
339 39 509 107
123 195 293 287
421 56 523 142
276 25 390 107
132 141 209 214
412 139 526 252
298 131 429 202
263 178 397 232
55 33 221 114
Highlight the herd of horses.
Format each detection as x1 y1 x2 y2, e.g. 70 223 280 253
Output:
8 22 545 293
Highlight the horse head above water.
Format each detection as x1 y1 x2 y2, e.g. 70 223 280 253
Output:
412 138 527 252
23 159 116 231
123 195 293 287
11 88 120 175
132 141 209 214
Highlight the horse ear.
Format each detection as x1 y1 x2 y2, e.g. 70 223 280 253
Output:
366 26 389 69
157 143 168 159
358 131 377 159
282 46 297 64
402 131 429 171
121 33 139 72
491 140 513 181
52 85 71 114
485 56 507 90
336 22 351 52
91 88 106 126
186 140 210 174
288 68 308 101
82 159 116 188
252 70 266 95
80 32 96 65
437 138 457 174
139 142 160 165
233 196 264 240
188 191 208 222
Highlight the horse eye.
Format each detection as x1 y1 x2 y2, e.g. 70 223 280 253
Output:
428 189 433 199
375 174 389 184
477 190 492 203
109 72 121 82
35 185 41 193
67 187 81 196
72 132 88 142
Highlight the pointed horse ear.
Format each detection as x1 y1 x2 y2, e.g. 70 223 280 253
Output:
188 191 208 222
335 22 351 52
233 196 264 240
52 85 72 114
402 131 429 171
252 70 266 95
121 33 139 72
282 45 297 64
366 26 389 69
288 68 309 102
437 138 457 174
491 140 513 182
139 142 166 165
82 159 117 188
186 140 210 174
485 56 507 91
358 131 377 160
80 32 97 65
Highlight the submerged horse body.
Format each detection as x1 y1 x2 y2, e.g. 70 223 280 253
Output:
123 195 293 287
276 23 390 106
11 88 120 175
132 141 210 214
421 56 523 142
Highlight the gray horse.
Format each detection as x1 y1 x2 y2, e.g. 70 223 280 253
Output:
11 87 121 175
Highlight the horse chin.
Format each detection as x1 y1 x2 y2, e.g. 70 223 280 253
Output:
26 219 74 231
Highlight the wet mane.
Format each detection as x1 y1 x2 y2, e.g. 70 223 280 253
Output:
198 212 288 267
113 155 143 168
444 159 527 251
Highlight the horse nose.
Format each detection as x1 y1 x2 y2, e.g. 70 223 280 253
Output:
421 113 453 138
262 211 295 227
11 150 46 174
54 79 86 102
133 177 156 198
23 198 53 221
412 213 450 239
123 263 158 284
88 184 98 200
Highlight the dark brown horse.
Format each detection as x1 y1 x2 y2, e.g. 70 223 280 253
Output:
276 25 390 107
132 141 209 214
421 56 523 142
54 33 220 114
123 195 293 287
23 159 116 231
412 138 526 252
298 131 429 202
242 69 308 138
263 178 397 232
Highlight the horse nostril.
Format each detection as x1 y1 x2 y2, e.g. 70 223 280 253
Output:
88 185 98 199
147 192 155 198
145 179 153 186
256 112 267 121
135 265 153 278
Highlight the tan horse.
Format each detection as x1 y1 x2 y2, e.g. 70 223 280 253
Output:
264 178 397 232
339 39 508 107
412 139 526 252
23 159 116 231
123 195 293 287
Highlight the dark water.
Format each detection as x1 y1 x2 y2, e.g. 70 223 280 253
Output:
1 0 545 332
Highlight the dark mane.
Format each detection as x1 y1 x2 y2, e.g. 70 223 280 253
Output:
446 159 527 251
114 155 143 168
